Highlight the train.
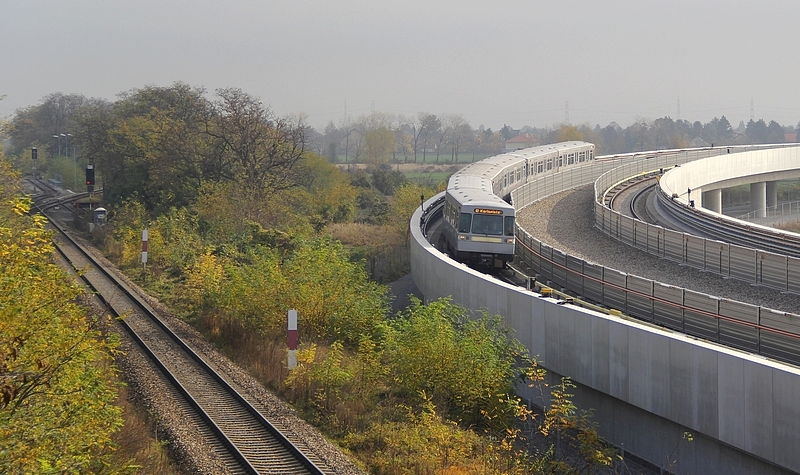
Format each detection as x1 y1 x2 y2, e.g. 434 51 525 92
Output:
440 141 595 269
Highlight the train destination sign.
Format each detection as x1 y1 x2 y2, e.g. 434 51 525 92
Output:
474 208 503 215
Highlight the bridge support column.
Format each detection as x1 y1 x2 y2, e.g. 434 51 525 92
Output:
750 181 767 218
702 189 722 213
767 180 778 211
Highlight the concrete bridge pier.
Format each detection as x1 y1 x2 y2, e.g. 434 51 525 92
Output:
767 180 779 209
751 181 767 218
702 188 722 213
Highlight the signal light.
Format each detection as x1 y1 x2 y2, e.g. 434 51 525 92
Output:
86 165 95 192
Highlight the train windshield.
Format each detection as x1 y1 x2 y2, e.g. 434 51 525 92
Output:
459 213 472 233
471 214 504 235
504 216 515 236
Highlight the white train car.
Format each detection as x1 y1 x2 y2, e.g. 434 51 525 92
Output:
441 141 594 269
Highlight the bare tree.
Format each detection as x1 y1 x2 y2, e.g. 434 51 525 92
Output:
207 88 306 200
413 113 441 163
447 115 472 163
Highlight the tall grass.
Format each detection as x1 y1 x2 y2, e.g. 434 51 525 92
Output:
111 382 179 474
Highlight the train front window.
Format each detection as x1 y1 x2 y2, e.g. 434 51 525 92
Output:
459 213 472 233
504 216 515 236
471 214 503 235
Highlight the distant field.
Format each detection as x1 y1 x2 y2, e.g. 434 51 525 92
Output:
404 171 451 186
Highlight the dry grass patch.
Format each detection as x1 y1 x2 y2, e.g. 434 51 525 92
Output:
327 223 405 248
777 221 800 234
111 383 179 474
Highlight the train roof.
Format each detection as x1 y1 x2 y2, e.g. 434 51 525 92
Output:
446 141 594 209
447 185 512 209
450 141 593 187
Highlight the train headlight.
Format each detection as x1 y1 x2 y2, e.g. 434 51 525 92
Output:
458 234 468 240
506 238 515 244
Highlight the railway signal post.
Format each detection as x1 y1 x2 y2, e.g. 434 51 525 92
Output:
141 228 148 271
287 309 298 369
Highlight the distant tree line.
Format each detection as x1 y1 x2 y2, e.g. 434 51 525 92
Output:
309 112 799 163
5 88 800 178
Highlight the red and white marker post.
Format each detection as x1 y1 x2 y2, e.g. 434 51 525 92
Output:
141 228 148 270
287 309 298 369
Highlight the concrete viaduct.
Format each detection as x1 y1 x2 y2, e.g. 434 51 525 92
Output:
410 145 800 475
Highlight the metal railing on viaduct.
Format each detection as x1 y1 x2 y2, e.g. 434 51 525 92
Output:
410 144 800 475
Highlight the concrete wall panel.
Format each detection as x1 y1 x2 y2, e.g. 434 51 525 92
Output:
590 316 611 394
772 368 800 469
607 320 630 401
570 307 595 385
743 360 774 461
529 296 547 362
717 353 746 449
626 327 656 412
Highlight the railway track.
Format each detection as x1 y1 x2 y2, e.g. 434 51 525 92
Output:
655 187 800 258
628 184 657 224
30 182 332 474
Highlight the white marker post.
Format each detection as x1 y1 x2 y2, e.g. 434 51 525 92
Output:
287 309 298 369
141 228 149 271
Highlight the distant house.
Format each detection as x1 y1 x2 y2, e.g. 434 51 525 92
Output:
504 134 540 151
786 133 798 143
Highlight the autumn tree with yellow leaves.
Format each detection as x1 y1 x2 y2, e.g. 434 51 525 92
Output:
0 158 125 472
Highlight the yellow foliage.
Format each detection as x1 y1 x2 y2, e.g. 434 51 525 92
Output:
557 124 584 142
0 181 123 472
183 251 225 313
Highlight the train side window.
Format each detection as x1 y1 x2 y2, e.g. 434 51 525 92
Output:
504 175 508 187
459 213 472 233
537 161 543 173
504 216 515 236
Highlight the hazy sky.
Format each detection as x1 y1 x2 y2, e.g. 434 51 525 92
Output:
2 0 798 131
